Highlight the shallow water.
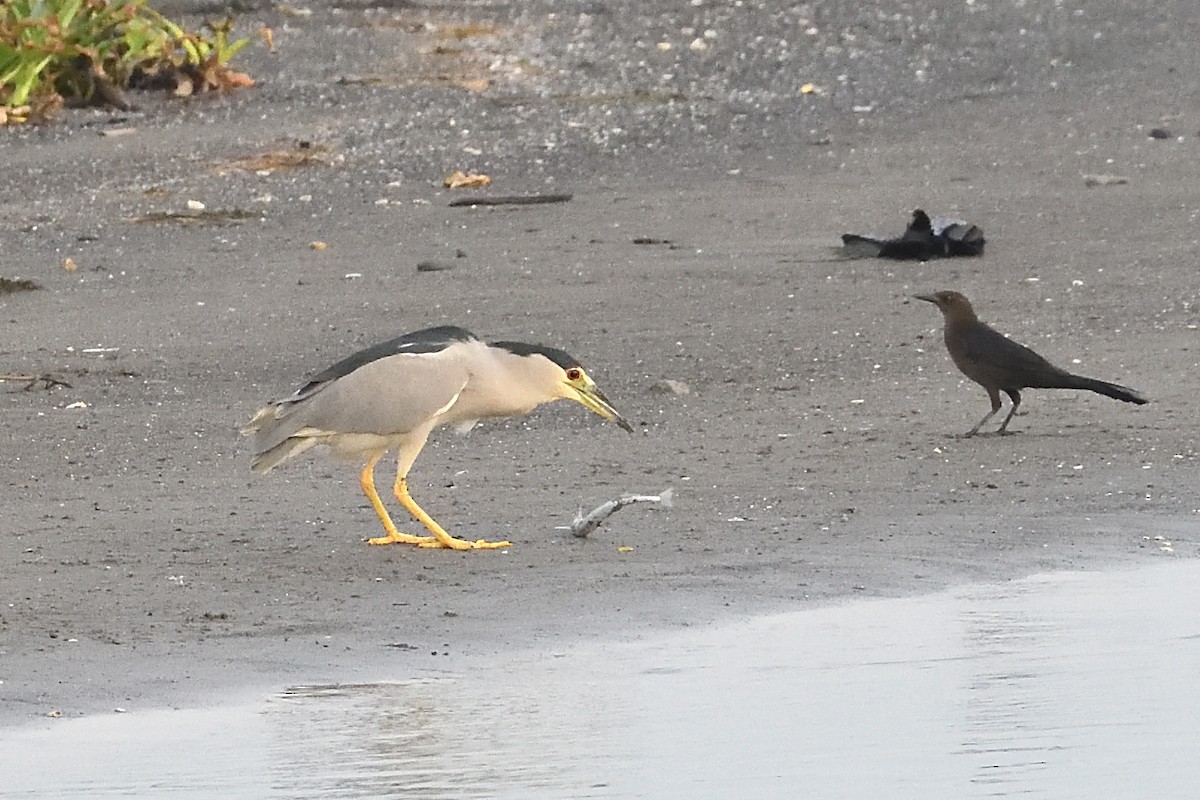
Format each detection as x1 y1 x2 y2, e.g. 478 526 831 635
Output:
4 561 1199 799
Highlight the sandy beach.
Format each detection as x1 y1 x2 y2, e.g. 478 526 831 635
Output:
2 0 1197 724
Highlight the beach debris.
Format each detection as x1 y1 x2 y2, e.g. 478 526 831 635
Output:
841 208 984 260
0 277 40 294
215 141 334 175
448 193 573 208
567 489 673 538
1083 173 1129 187
129 208 263 225
0 373 72 391
444 170 491 189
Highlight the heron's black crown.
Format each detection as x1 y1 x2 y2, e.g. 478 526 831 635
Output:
491 341 581 371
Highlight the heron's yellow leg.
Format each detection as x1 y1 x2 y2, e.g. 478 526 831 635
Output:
392 475 512 550
359 455 436 546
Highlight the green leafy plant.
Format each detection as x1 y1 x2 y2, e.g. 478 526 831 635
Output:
1 0 254 123
164 16 253 68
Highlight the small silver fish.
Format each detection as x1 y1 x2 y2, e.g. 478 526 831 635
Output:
566 488 674 538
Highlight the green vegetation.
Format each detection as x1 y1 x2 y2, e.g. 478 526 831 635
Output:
1 0 254 123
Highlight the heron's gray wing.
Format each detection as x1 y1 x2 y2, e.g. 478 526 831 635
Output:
302 352 470 435
250 349 472 454
291 326 479 400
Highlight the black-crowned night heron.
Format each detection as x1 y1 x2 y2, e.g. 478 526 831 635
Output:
242 326 632 550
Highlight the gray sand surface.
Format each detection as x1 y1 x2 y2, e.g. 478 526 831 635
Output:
2 0 1197 723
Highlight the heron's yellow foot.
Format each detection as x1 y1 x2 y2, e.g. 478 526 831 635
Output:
361 457 436 545
367 530 437 546
417 535 512 550
391 476 511 550
470 538 513 550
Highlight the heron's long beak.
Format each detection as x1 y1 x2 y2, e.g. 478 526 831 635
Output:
573 383 634 432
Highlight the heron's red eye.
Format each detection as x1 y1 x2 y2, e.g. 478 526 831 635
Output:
566 368 583 381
